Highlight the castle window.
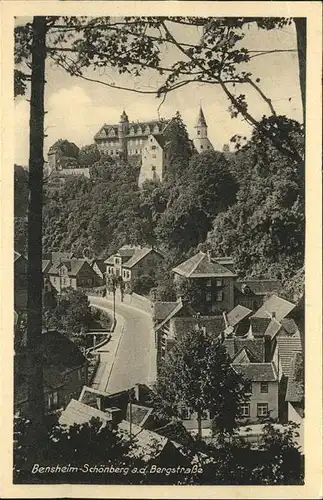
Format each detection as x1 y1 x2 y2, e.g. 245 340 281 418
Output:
197 130 201 136
200 145 203 149
130 127 135 135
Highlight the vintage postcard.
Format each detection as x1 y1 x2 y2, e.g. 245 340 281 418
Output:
1 1 322 498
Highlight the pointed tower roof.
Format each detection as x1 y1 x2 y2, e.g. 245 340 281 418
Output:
120 110 129 122
195 106 207 127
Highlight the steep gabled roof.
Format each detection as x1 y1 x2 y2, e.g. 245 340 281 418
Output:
252 294 295 322
172 252 236 278
264 318 283 339
227 305 252 327
250 317 272 336
223 338 265 362
59 399 112 428
154 299 196 332
118 420 169 461
276 331 303 377
48 258 92 277
232 362 278 382
123 247 153 268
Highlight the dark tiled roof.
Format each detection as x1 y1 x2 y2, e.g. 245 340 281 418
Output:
281 318 299 335
48 259 90 277
223 338 265 362
171 316 225 340
227 305 252 327
78 386 110 408
276 332 303 377
252 294 295 322
172 252 236 278
95 119 170 141
233 363 278 382
235 280 282 296
154 302 179 322
285 352 304 403
123 247 154 268
42 330 87 371
250 317 272 336
155 299 196 332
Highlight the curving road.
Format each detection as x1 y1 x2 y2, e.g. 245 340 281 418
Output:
89 295 156 394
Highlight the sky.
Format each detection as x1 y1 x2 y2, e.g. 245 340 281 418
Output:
14 19 302 165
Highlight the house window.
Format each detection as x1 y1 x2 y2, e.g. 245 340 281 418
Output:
47 391 58 410
179 406 191 420
151 145 157 150
260 382 268 393
240 403 250 417
257 403 268 417
216 291 224 302
216 278 223 287
53 277 56 283
245 382 252 394
152 154 156 159
206 278 212 287
206 292 212 302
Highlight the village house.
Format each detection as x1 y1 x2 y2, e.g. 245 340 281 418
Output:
232 362 279 423
234 280 282 311
14 330 88 415
105 245 164 292
172 252 237 314
172 251 282 315
45 258 98 293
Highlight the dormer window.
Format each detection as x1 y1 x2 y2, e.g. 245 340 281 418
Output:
130 127 135 135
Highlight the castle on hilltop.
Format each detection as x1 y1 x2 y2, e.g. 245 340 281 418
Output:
47 108 214 186
94 107 214 185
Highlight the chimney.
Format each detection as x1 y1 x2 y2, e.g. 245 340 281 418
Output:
106 407 122 425
134 383 140 402
272 311 276 319
207 250 212 263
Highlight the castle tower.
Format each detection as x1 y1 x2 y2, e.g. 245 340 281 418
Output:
193 106 214 153
118 110 129 161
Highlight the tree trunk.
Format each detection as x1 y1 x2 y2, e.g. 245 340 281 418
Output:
197 410 202 440
294 18 306 124
26 16 47 457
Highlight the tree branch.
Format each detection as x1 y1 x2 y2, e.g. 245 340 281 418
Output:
245 77 277 116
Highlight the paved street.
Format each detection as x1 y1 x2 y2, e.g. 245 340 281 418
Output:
88 295 157 394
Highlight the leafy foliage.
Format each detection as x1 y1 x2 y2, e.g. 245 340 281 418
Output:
207 117 304 279
154 328 247 436
43 288 92 335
